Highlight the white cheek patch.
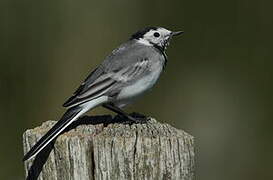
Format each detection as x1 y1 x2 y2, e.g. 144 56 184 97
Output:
137 28 172 47
137 38 153 46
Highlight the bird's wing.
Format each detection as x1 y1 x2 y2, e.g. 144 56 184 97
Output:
63 42 152 108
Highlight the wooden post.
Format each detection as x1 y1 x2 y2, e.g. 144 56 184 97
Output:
23 115 194 180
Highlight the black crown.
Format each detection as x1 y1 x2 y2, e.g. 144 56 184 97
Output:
130 27 158 40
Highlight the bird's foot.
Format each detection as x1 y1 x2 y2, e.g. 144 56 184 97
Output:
113 112 149 125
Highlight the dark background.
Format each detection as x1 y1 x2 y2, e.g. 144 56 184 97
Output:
1 0 273 179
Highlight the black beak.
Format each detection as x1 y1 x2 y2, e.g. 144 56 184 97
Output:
171 31 184 36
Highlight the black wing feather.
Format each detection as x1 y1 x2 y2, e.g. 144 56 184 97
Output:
63 67 104 107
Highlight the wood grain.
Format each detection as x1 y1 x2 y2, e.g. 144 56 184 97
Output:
23 116 194 180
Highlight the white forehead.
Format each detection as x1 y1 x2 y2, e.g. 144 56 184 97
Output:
144 27 171 37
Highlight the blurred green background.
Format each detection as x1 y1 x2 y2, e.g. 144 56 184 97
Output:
1 0 273 179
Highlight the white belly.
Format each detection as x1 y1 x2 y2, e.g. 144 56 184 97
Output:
116 67 162 107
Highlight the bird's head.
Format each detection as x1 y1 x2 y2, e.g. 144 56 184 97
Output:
130 26 183 51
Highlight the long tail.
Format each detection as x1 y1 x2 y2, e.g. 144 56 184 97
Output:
23 96 108 161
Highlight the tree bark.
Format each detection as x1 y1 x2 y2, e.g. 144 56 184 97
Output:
23 115 194 180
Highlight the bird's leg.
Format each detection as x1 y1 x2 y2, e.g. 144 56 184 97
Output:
102 103 135 121
102 103 147 124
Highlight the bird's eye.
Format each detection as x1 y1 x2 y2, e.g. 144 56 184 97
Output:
153 32 160 37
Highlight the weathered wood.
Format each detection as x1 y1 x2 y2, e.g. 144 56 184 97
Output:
23 116 194 180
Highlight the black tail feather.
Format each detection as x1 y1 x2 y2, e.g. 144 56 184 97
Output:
23 106 82 161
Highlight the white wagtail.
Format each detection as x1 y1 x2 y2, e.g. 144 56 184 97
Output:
23 26 183 161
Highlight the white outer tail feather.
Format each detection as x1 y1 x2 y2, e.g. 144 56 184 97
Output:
26 96 108 161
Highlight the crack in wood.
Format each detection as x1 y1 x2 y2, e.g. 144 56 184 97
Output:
23 115 194 180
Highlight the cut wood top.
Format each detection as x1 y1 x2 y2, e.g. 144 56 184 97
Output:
24 115 193 140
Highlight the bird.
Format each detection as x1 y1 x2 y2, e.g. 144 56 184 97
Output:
23 26 183 161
